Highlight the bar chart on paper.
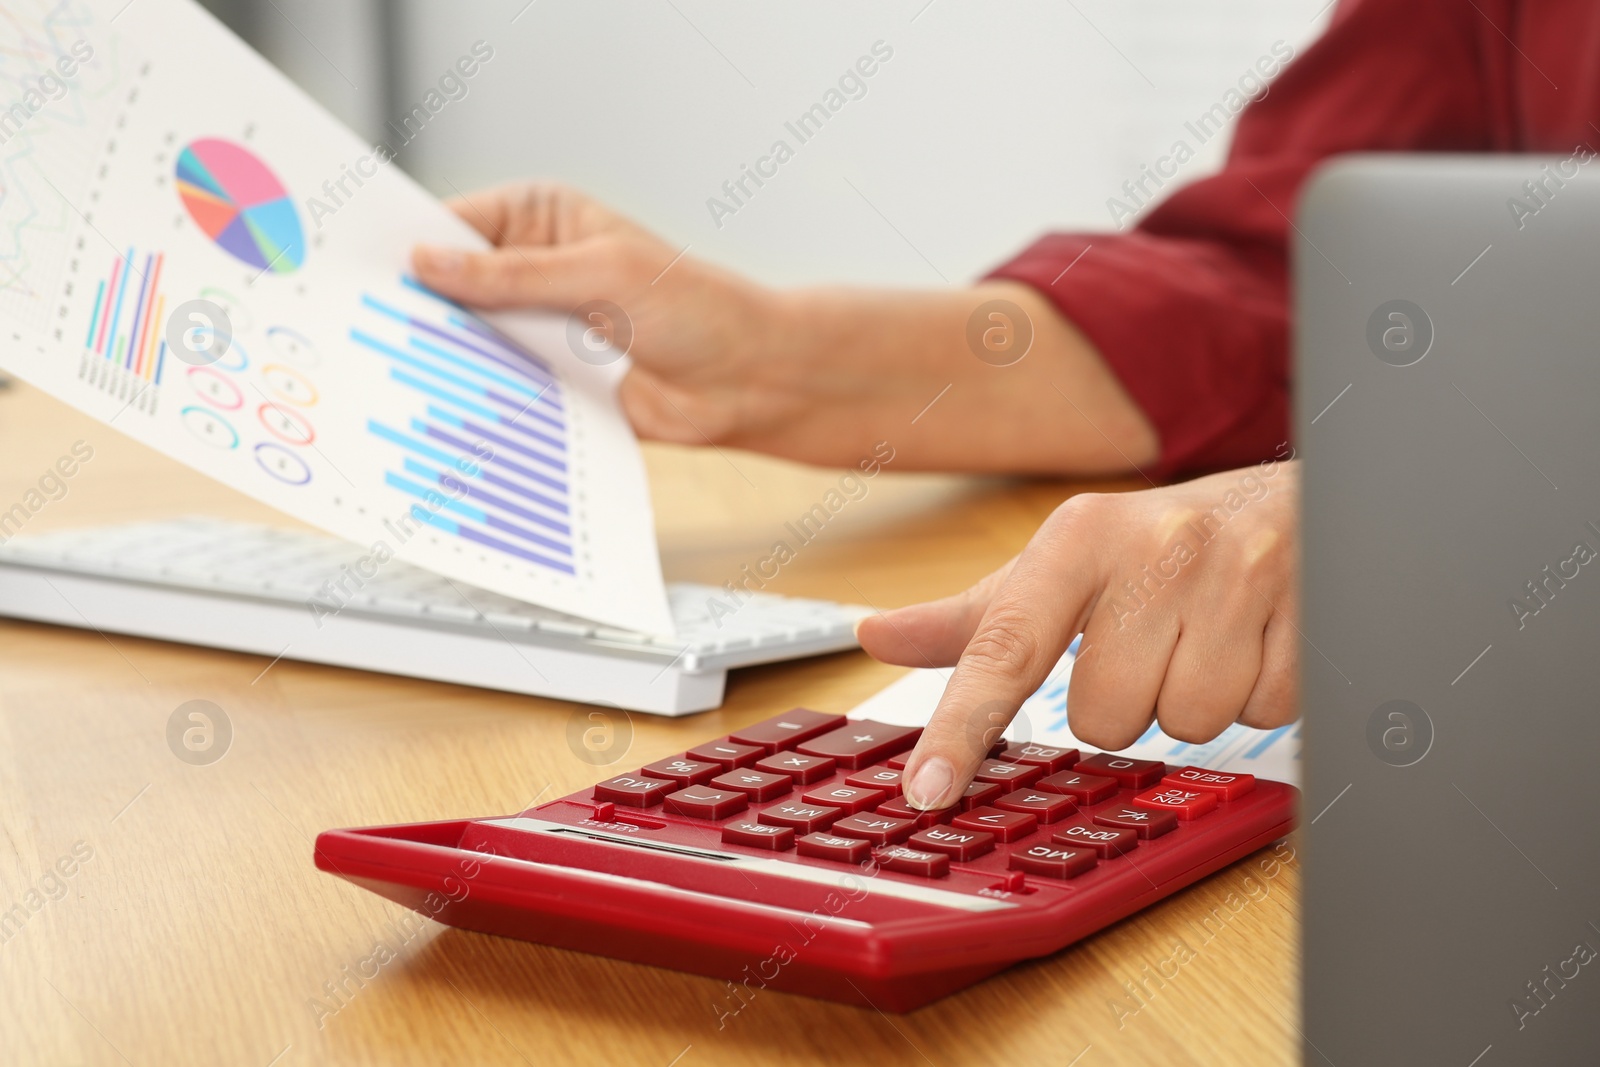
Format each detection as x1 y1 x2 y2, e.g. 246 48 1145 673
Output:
0 0 672 635
354 278 580 578
79 249 171 415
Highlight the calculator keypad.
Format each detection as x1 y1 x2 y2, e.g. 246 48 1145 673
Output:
571 712 1271 888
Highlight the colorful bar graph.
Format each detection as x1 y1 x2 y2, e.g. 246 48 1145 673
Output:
81 250 171 404
358 278 578 577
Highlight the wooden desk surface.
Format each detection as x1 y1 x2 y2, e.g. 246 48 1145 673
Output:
0 383 1298 1066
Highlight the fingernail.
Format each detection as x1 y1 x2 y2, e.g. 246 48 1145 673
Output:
905 757 953 810
419 246 463 273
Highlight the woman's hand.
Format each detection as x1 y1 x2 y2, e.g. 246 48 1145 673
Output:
857 457 1299 810
413 182 1159 475
413 182 794 450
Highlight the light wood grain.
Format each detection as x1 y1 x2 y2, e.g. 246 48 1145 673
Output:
0 383 1299 1066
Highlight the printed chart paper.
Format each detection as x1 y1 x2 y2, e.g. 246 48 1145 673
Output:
852 639 1301 784
0 0 672 633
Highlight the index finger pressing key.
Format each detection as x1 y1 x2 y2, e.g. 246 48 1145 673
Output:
899 512 1107 809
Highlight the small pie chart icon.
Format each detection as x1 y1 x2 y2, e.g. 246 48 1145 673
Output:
176 138 305 274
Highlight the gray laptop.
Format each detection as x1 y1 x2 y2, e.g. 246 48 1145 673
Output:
1298 156 1600 1064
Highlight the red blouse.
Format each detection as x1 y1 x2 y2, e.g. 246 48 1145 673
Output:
990 0 1599 477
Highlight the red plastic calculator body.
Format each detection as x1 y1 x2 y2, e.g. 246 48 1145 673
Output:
314 710 1297 1011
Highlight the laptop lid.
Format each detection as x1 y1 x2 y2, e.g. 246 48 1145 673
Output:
1298 155 1600 1064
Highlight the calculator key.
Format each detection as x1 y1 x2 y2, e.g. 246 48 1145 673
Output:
875 845 950 878
712 769 794 802
1131 785 1219 821
721 820 794 850
1164 766 1256 801
875 796 955 828
797 832 872 864
664 786 748 820
1093 805 1178 839
951 806 1039 843
972 759 1045 788
801 784 885 815
845 767 903 797
593 774 673 807
1035 770 1119 805
1051 820 1138 857
758 802 843 834
796 720 921 769
830 813 916 846
727 708 843 753
641 756 721 786
959 781 1004 811
1076 753 1167 789
686 739 763 770
909 825 996 861
1009 843 1098 880
992 789 1078 824
754 752 836 784
996 742 1080 773
887 753 912 770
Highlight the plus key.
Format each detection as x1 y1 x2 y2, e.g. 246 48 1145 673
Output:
796 720 921 769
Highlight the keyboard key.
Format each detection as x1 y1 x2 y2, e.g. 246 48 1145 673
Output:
796 720 921 769
845 767 904 797
875 845 950 878
721 820 794 850
1036 770 1118 805
642 756 722 786
728 708 843 754
972 759 1045 788
959 781 1004 811
754 752 836 784
593 774 673 807
1051 820 1138 857
830 813 916 845
1076 753 1167 789
664 786 748 820
951 806 1039 843
995 742 1079 773
909 825 996 861
1009 843 1098 880
875 796 955 828
797 832 872 864
758 802 843 834
1131 785 1219 821
712 769 794 802
1093 805 1178 839
1164 766 1256 801
686 739 764 770
801 784 885 815
992 789 1078 824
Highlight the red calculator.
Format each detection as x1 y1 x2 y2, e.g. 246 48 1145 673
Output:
314 709 1297 1011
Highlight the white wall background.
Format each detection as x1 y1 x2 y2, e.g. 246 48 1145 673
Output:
231 0 1334 287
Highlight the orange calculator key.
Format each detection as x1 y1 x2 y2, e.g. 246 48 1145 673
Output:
1164 766 1256 801
1131 785 1219 821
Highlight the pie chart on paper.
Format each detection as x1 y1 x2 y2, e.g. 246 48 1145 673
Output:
175 138 306 274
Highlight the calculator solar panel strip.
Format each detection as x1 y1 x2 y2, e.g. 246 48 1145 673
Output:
0 518 869 714
315 709 1298 1010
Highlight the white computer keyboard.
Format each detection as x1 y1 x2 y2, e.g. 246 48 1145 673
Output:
0 518 871 714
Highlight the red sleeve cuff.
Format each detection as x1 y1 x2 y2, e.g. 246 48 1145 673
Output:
987 231 1290 479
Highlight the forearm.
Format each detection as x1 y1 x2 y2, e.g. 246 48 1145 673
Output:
755 281 1159 475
